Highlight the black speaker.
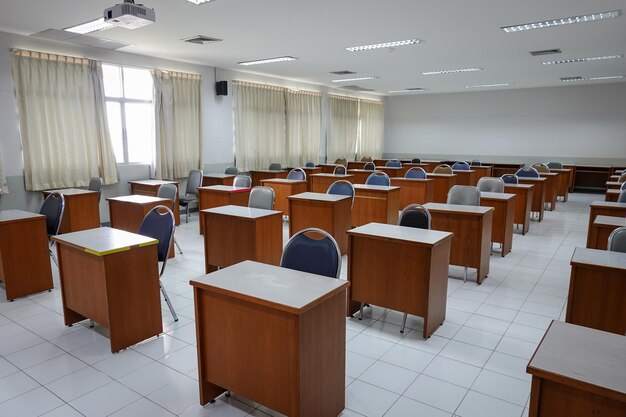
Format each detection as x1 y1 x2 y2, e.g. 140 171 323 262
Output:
216 81 228 96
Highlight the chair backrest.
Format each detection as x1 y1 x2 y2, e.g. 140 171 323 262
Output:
607 227 626 253
366 171 390 186
398 204 431 229
477 177 505 193
334 157 348 166
225 166 239 175
248 186 275 210
361 156 373 162
621 182 626 191
385 160 402 168
470 160 481 167
333 165 347 175
157 184 178 210
532 163 550 173
433 164 453 174
516 167 540 178
447 185 481 206
40 192 65 237
619 173 626 183
405 167 427 179
305 161 315 168
327 180 355 207
547 162 563 170
452 161 470 171
138 206 175 270
411 158 421 164
287 168 306 181
280 228 341 279
269 163 282 171
233 175 252 188
501 174 519 184
185 169 203 197
88 177 103 202
618 190 626 203
363 162 376 171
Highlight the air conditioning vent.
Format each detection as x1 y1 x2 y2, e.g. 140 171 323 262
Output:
181 35 223 45
330 70 356 75
530 49 562 56
340 85 374 92
405 87 425 91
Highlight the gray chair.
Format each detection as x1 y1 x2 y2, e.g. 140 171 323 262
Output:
532 163 550 173
501 174 518 184
405 167 427 179
470 160 481 167
287 168 306 181
618 190 626 203
269 163 282 171
366 171 390 186
88 177 103 202
327 180 355 207
621 182 626 191
305 161 315 168
477 177 505 193
385 160 402 168
433 164 453 174
40 192 65 267
618 173 626 183
363 162 376 171
225 166 239 175
516 167 540 178
280 228 342 279
607 226 626 253
452 161 470 171
179 169 203 223
233 175 252 188
157 184 183 255
447 185 481 206
333 165 347 175
547 162 563 170
248 186 275 210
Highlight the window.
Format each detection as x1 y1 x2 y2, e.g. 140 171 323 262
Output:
102 64 154 164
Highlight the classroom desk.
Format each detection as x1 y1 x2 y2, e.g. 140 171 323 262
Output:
309 173 354 193
421 160 444 172
318 163 344 174
538 172 559 211
260 178 307 216
347 161 368 170
202 173 236 187
551 168 572 202
605 189 621 202
347 223 452 338
587 215 626 250
286 166 322 190
526 321 626 417
424 203 493 284
606 181 623 190
480 192 516 257
566 247 626 335
352 184 400 227
573 165 612 192
390 178 434 208
52 227 161 352
374 166 404 178
288 192 352 255
248 170 288 187
128 180 180 225
609 175 620 182
426 173 457 203
586 201 626 248
201 205 282 273
489 162 524 177
452 169 476 186
191 261 348 416
401 163 431 177
42 188 100 233
0 210 53 300
518 177 546 221
197 185 251 233
504 184 534 235
347 169 377 184
471 166 493 185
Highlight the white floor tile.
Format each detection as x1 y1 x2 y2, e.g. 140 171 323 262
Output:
358 360 418 394
0 386 64 417
23 353 87 384
404 374 467 413
484 352 531 382
119 361 186 396
179 397 253 417
495 336 538 360
5 341 65 369
346 333 395 359
456 390 523 417
93 348 153 379
159 344 198 374
0 357 19 378
69 381 141 417
345 350 376 378
422 356 481 389
438 340 492 368
132 334 189 360
345 380 399 417
45 366 112 402
0 371 39 403
452 326 502 350
471 369 530 406
146 375 199 415
40 404 85 417
385 396 452 417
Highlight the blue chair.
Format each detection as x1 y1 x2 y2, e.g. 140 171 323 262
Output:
366 172 390 186
621 182 626 191
452 161 470 171
618 190 626 203
363 162 375 171
305 161 315 168
547 162 562 170
386 160 402 168
470 160 481 167
280 228 342 279
40 192 65 267
516 167 540 178
333 165 347 175
138 206 178 321
287 168 306 181
411 158 421 164
501 174 518 184
405 167 427 179
327 180 355 207
608 226 626 253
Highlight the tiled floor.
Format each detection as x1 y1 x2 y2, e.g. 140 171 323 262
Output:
0 192 596 416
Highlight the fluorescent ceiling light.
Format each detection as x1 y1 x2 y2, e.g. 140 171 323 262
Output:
64 18 115 34
561 75 624 82
331 76 377 83
345 39 421 52
543 54 623 65
502 10 621 32
237 56 298 66
186 0 215 3
388 88 426 93
466 83 513 89
422 68 483 75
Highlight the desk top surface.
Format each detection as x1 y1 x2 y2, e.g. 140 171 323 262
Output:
539 172 559 177
349 222 452 245
52 227 157 255
260 178 307 184
504 184 534 190
43 188 97 196
426 173 457 178
571 247 626 270
606 189 622 195
480 192 516 201
288 192 351 202
527 321 626 398
310 173 354 178
452 169 476 174
424 202 493 215
594 215 626 227
198 185 251 193
353 184 400 191
348 169 379 173
248 169 287 174
287 166 321 171
0 209 45 223
518 177 547 183
202 204 281 219
606 181 624 186
390 177 433 183
190 260 349 314
128 179 178 185
375 166 403 170
590 201 626 209
203 173 235 179
106 195 169 204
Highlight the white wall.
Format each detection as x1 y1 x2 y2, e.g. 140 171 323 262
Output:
383 83 626 165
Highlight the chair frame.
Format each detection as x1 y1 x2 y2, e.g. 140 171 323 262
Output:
179 169 203 224
501 174 519 185
287 168 307 180
327 180 355 208
233 175 252 188
157 184 183 255
280 227 342 279
433 164 453 174
365 171 390 186
607 226 626 252
333 165 347 175
248 186 275 210
404 167 427 179
41 192 65 267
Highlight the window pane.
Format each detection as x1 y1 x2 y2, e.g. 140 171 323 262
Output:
125 102 154 164
102 64 122 98
106 101 124 163
123 67 153 100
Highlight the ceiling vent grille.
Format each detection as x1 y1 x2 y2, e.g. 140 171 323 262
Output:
560 76 584 82
340 85 374 92
530 49 562 56
181 35 223 45
330 70 356 75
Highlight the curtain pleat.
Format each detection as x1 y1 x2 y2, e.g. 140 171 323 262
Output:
357 99 384 160
0 143 7 194
285 90 322 167
327 95 359 162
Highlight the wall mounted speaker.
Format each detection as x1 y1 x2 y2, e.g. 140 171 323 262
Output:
216 81 228 96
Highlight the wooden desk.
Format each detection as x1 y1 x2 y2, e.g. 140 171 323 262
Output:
421 160 444 172
526 321 626 417
573 165 612 192
551 168 572 202
347 169 377 185
286 166 322 191
588 215 626 250
424 203 493 284
202 174 235 187
260 179 307 216
318 163 343 174
390 178 434 208
606 181 623 190
539 172 559 211
288 192 352 255
42 189 100 233
426 173 457 203
489 162 524 177
586 202 626 248
52 227 161 352
605 189 622 202
480 192 516 257
609 175 620 182
452 169 476 186
518 177 546 221
504 184 534 235
347 223 452 338
347 161 367 170
197 186 251 233
401 163 431 177
566 248 626 335
191 261 348 416
0 210 53 300
352 184 400 227
129 180 180 225
249 170 288 187
309 174 354 193
374 166 403 178
202 205 282 273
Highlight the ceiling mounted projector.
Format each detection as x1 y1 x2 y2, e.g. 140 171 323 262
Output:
104 0 155 29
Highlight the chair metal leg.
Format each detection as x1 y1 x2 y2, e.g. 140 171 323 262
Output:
401 313 408 333
359 302 364 320
185 205 190 223
174 237 183 254
49 250 59 267
160 281 178 321
464 267 468 283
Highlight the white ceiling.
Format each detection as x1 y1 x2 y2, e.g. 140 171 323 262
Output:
1 0 625 95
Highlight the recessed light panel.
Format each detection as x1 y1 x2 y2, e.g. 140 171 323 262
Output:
331 76 377 83
465 83 513 89
186 0 215 4
502 10 621 32
543 54 623 65
388 88 426 93
237 56 298 66
422 68 483 75
345 39 421 52
561 75 624 82
64 18 115 34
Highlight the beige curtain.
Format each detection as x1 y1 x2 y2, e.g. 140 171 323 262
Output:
357 99 384 160
0 144 7 194
286 90 322 167
233 81 286 171
11 50 118 191
327 94 359 162
152 70 202 180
